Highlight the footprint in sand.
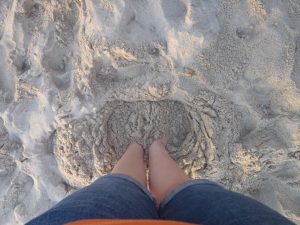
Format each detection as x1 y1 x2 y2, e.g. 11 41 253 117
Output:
189 0 219 35
161 0 188 27
285 0 300 19
114 0 165 42
85 0 125 36
11 50 31 75
22 0 44 19
41 2 79 90
161 0 220 37
0 118 16 178
0 172 34 224
0 117 31 224
13 0 45 50
0 44 15 106
7 0 46 78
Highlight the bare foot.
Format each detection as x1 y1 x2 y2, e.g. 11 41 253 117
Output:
149 139 190 206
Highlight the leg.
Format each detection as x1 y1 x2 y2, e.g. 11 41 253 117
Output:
158 180 296 225
149 139 295 225
149 139 190 206
26 143 157 225
112 142 147 187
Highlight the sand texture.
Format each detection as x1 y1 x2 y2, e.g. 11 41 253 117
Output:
0 0 300 224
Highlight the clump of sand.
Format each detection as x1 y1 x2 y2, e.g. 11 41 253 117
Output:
0 0 300 224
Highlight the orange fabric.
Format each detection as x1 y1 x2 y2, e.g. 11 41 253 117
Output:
66 219 200 225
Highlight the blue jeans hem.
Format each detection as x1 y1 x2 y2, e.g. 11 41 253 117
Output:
98 173 157 205
159 179 223 210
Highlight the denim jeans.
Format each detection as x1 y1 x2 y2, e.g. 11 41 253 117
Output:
26 174 295 225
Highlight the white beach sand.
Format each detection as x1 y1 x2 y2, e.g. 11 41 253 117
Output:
0 0 300 224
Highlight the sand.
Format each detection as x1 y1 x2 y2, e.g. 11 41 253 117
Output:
0 0 300 224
